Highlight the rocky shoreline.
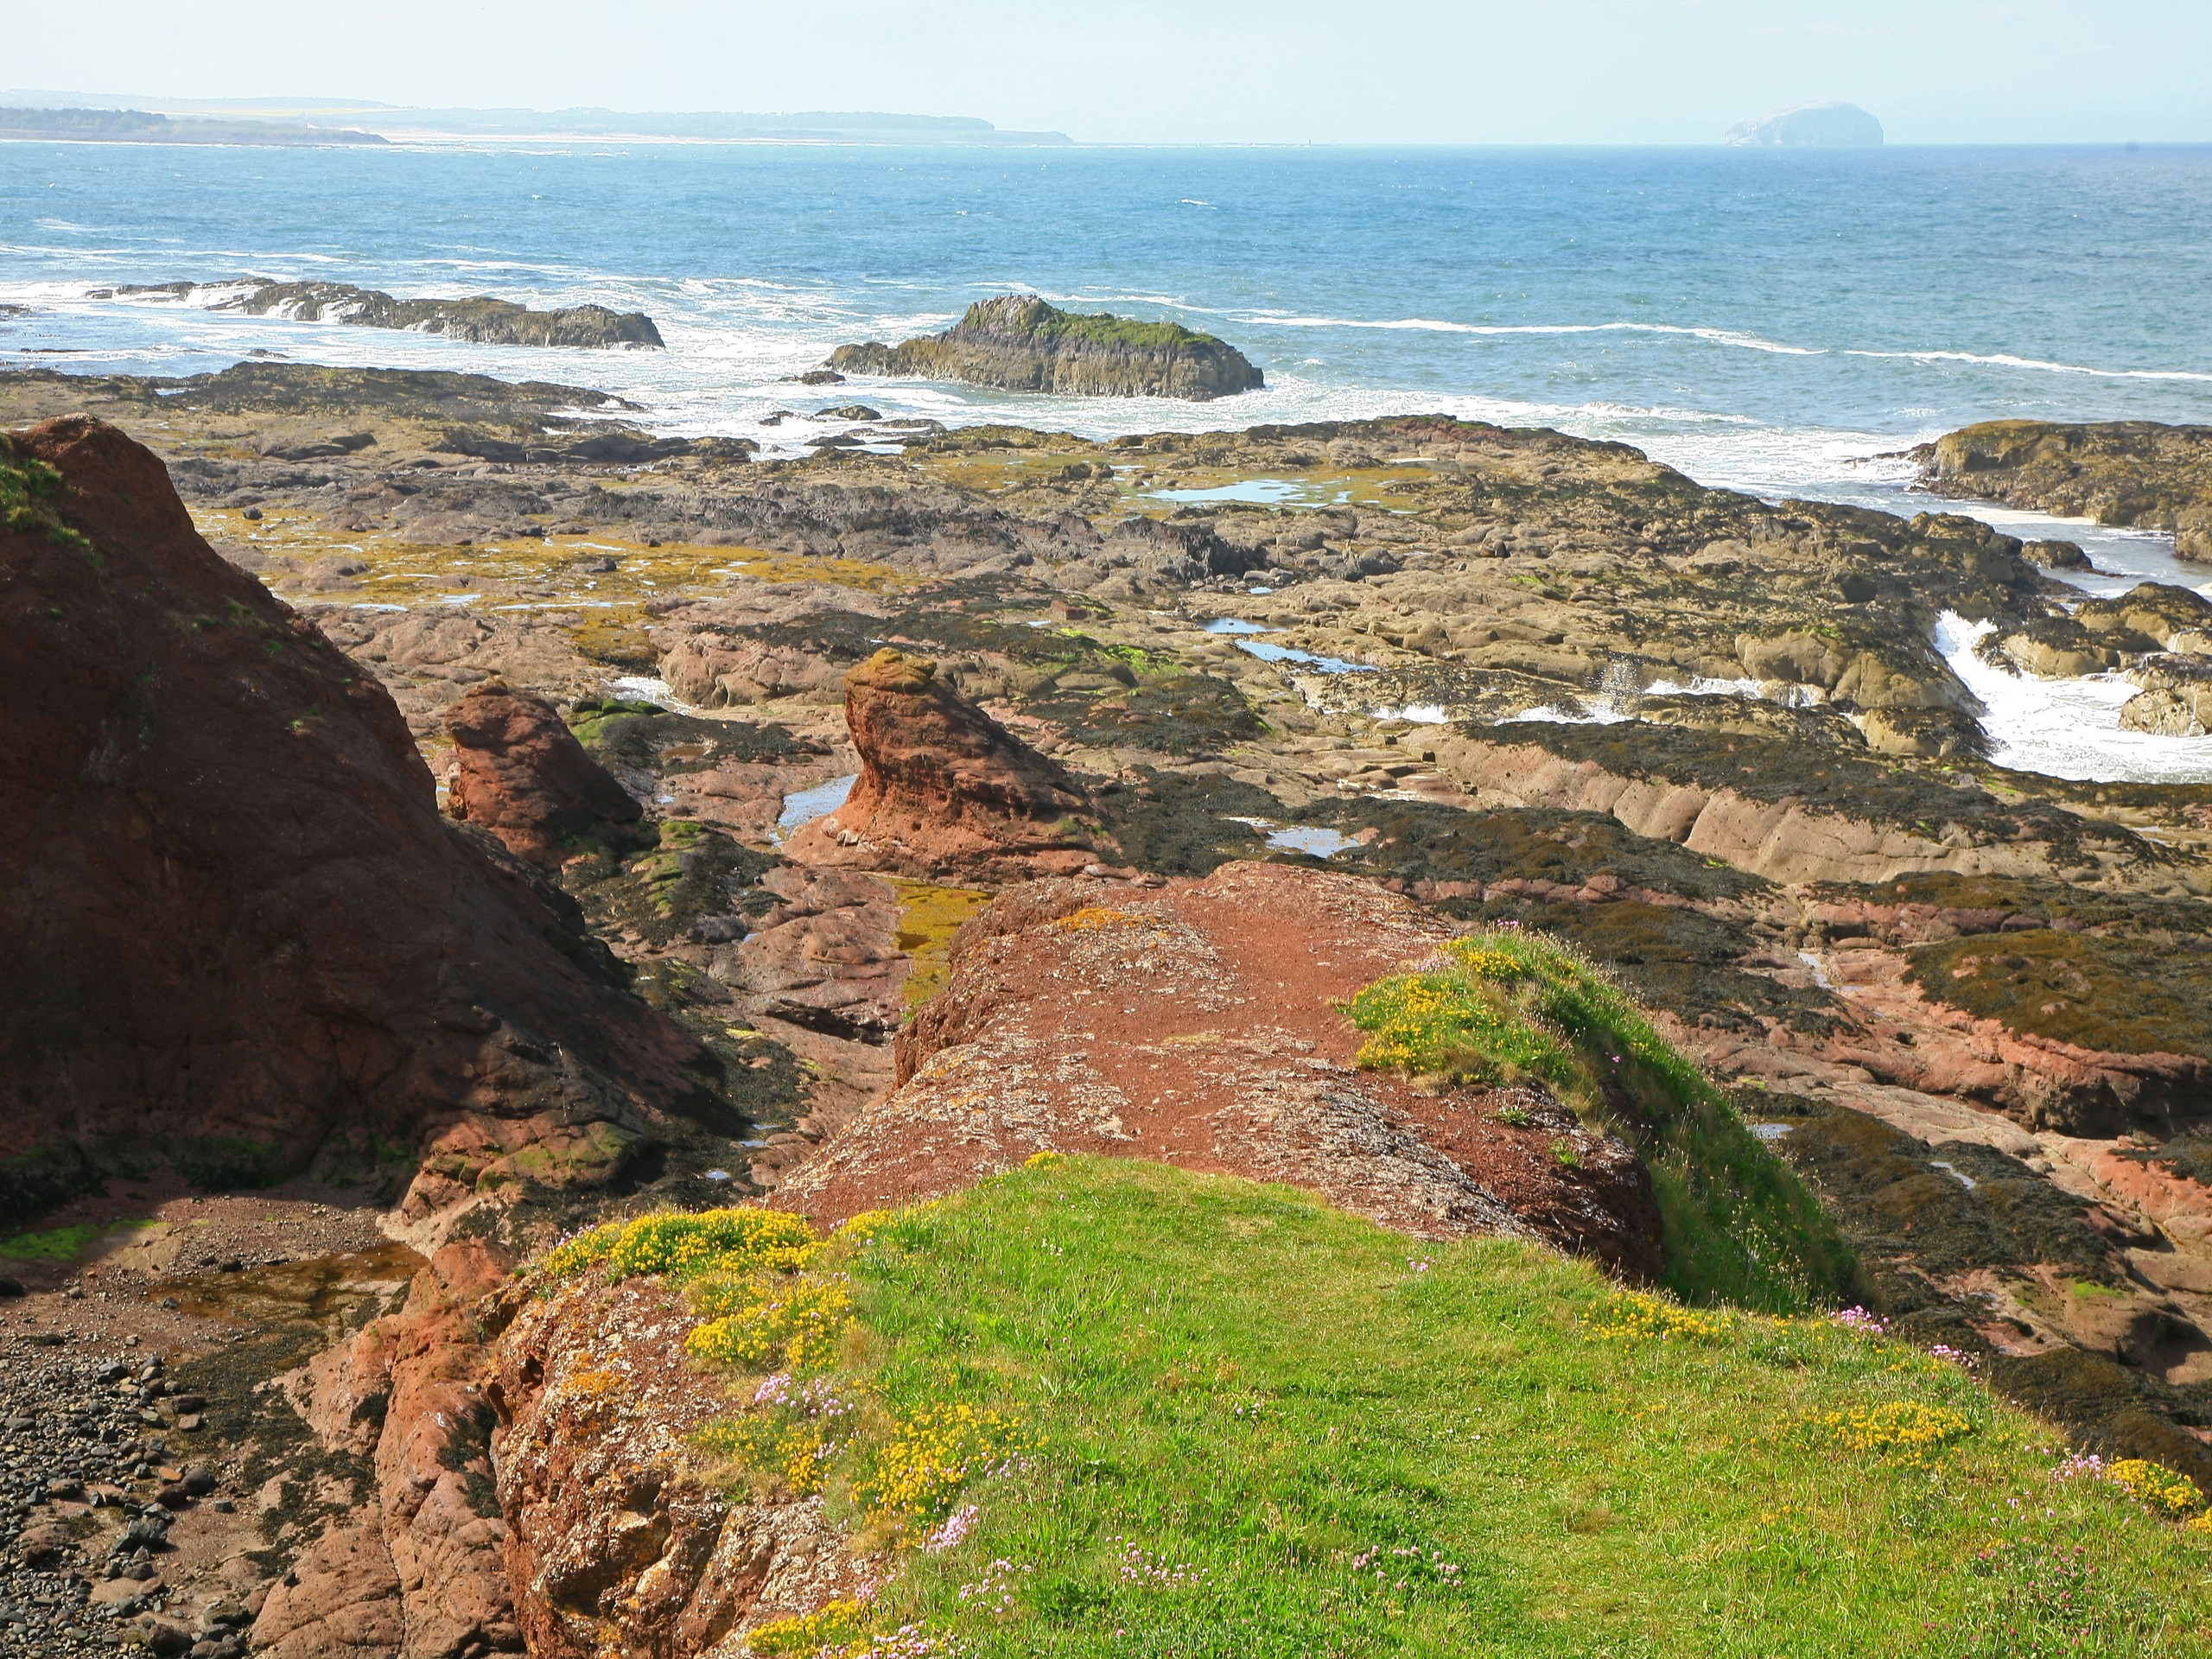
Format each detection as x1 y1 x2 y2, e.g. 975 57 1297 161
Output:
8 367 2212 1652
1921 418 2212 561
92 281 664 350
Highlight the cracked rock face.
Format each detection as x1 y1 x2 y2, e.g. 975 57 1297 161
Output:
491 1274 878 1659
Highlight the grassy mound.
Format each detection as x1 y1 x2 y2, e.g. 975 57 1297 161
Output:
554 1160 2212 1657
1344 928 1855 1311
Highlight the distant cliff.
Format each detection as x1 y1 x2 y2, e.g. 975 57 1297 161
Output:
1921 419 2212 561
1726 101 1884 147
829 295 1263 401
0 105 386 146
96 278 664 349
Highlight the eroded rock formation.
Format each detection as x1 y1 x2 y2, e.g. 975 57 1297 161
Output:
1923 420 2212 560
778 861 1665 1278
786 647 1100 880
216 280 664 349
446 682 645 867
491 1271 876 1659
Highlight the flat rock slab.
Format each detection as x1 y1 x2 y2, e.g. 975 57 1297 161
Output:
778 861 1662 1276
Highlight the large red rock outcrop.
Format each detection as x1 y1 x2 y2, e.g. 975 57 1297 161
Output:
445 682 644 867
776 861 1663 1278
785 647 1098 880
0 416 721 1216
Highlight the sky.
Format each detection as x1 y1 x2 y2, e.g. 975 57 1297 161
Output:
3 0 2209 144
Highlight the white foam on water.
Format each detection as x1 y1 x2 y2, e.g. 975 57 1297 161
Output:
1371 704 1451 724
1499 702 1635 727
605 674 680 706
1934 611 2212 783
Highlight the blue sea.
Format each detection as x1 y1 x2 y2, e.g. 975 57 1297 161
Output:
5 139 2212 543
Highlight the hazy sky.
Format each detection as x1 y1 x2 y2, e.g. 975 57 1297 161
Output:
6 0 2209 144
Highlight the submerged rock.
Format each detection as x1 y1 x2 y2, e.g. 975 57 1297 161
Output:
829 294 1263 400
786 646 1099 880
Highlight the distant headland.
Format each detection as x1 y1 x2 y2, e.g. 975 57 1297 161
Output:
0 93 1071 147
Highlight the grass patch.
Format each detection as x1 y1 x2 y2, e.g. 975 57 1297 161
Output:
1343 928 1854 1311
641 1159 2212 1656
0 444 93 556
0 1217 156 1262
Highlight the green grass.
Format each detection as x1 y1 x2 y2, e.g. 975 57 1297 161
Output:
681 1159 2212 1657
1344 930 1856 1312
0 444 94 556
0 1217 156 1262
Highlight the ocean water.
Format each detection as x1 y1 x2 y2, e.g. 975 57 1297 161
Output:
6 141 2211 491
7 139 2212 775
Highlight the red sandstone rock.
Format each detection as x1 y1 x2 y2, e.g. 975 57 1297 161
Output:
785 647 1098 880
0 416 716 1214
492 1273 880 1659
445 682 643 867
264 1241 521 1659
776 861 1662 1278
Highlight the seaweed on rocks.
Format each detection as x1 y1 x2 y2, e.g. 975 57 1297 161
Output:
1905 929 2212 1061
1090 770 1281 876
1332 799 1767 901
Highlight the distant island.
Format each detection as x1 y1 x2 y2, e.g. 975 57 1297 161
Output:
0 94 1069 147
1725 100 1884 147
829 295 1265 400
0 105 385 147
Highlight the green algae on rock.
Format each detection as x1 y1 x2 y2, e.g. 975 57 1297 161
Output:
1923 419 2212 561
829 295 1264 401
